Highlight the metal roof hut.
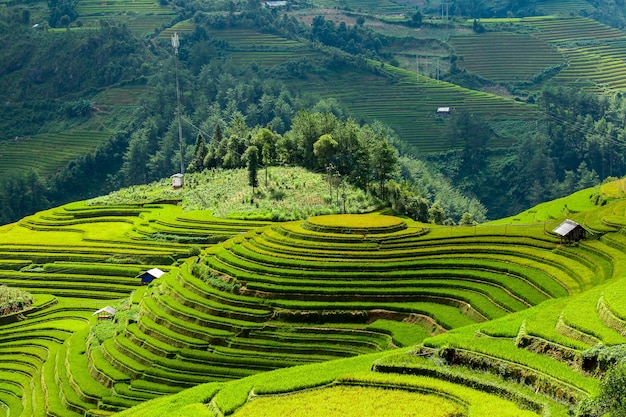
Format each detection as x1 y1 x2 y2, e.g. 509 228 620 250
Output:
436 107 451 116
137 268 166 285
171 173 184 189
552 219 589 244
93 306 117 320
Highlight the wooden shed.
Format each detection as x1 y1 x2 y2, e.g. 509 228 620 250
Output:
552 219 588 244
137 268 165 285
93 306 117 320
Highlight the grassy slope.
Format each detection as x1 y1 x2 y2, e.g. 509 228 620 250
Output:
88 166 381 220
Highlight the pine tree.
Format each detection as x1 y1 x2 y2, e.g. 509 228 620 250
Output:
187 134 208 173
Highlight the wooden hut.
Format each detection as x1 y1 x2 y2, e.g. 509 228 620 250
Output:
552 219 588 244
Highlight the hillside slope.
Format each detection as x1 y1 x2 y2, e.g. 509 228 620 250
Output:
1 174 626 416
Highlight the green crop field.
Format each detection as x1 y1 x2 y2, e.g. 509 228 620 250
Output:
0 130 113 177
535 0 596 16
286 61 539 153
519 17 626 92
449 32 564 83
1 170 626 416
76 0 175 34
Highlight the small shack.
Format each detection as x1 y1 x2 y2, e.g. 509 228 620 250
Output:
93 306 117 320
262 0 287 6
436 107 451 115
552 219 589 244
137 268 166 285
171 173 184 189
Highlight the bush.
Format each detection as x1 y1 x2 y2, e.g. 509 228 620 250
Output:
577 362 626 417
188 246 202 257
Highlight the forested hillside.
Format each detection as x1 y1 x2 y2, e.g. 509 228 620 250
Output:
3 0 626 224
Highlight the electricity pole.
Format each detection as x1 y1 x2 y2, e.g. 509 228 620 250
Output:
172 32 185 176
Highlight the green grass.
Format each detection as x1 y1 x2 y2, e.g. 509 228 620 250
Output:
89 167 380 221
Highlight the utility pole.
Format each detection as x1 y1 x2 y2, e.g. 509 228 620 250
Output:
327 163 335 204
416 55 419 82
172 32 185 176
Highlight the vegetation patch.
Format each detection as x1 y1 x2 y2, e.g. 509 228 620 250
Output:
303 214 407 234
0 285 33 316
233 385 465 417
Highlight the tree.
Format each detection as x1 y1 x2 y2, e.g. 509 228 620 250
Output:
429 202 446 224
472 19 485 33
577 362 626 417
187 134 208 173
59 14 71 32
246 145 259 196
372 138 398 198
313 134 338 168
459 212 475 225
121 131 150 185
409 11 422 27
253 128 276 186
47 0 79 27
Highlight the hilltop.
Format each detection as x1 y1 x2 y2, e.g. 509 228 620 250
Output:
88 166 380 221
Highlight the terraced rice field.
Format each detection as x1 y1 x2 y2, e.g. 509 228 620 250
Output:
449 32 564 83
0 130 113 177
94 85 149 109
3 175 626 416
0 200 271 415
72 203 624 412
76 0 175 34
288 62 539 153
116 195 626 417
520 17 626 91
308 0 408 15
535 0 596 16
464 17 626 92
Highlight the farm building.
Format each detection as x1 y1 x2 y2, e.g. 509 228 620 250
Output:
137 268 166 285
262 1 287 7
436 107 451 116
552 219 589 243
171 173 184 189
93 306 116 320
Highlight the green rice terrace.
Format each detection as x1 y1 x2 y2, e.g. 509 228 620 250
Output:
2 169 626 416
468 16 626 92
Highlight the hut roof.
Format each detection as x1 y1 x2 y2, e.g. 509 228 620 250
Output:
145 268 165 278
93 306 117 316
552 219 585 237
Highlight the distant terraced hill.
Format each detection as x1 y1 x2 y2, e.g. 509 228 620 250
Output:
467 16 626 92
